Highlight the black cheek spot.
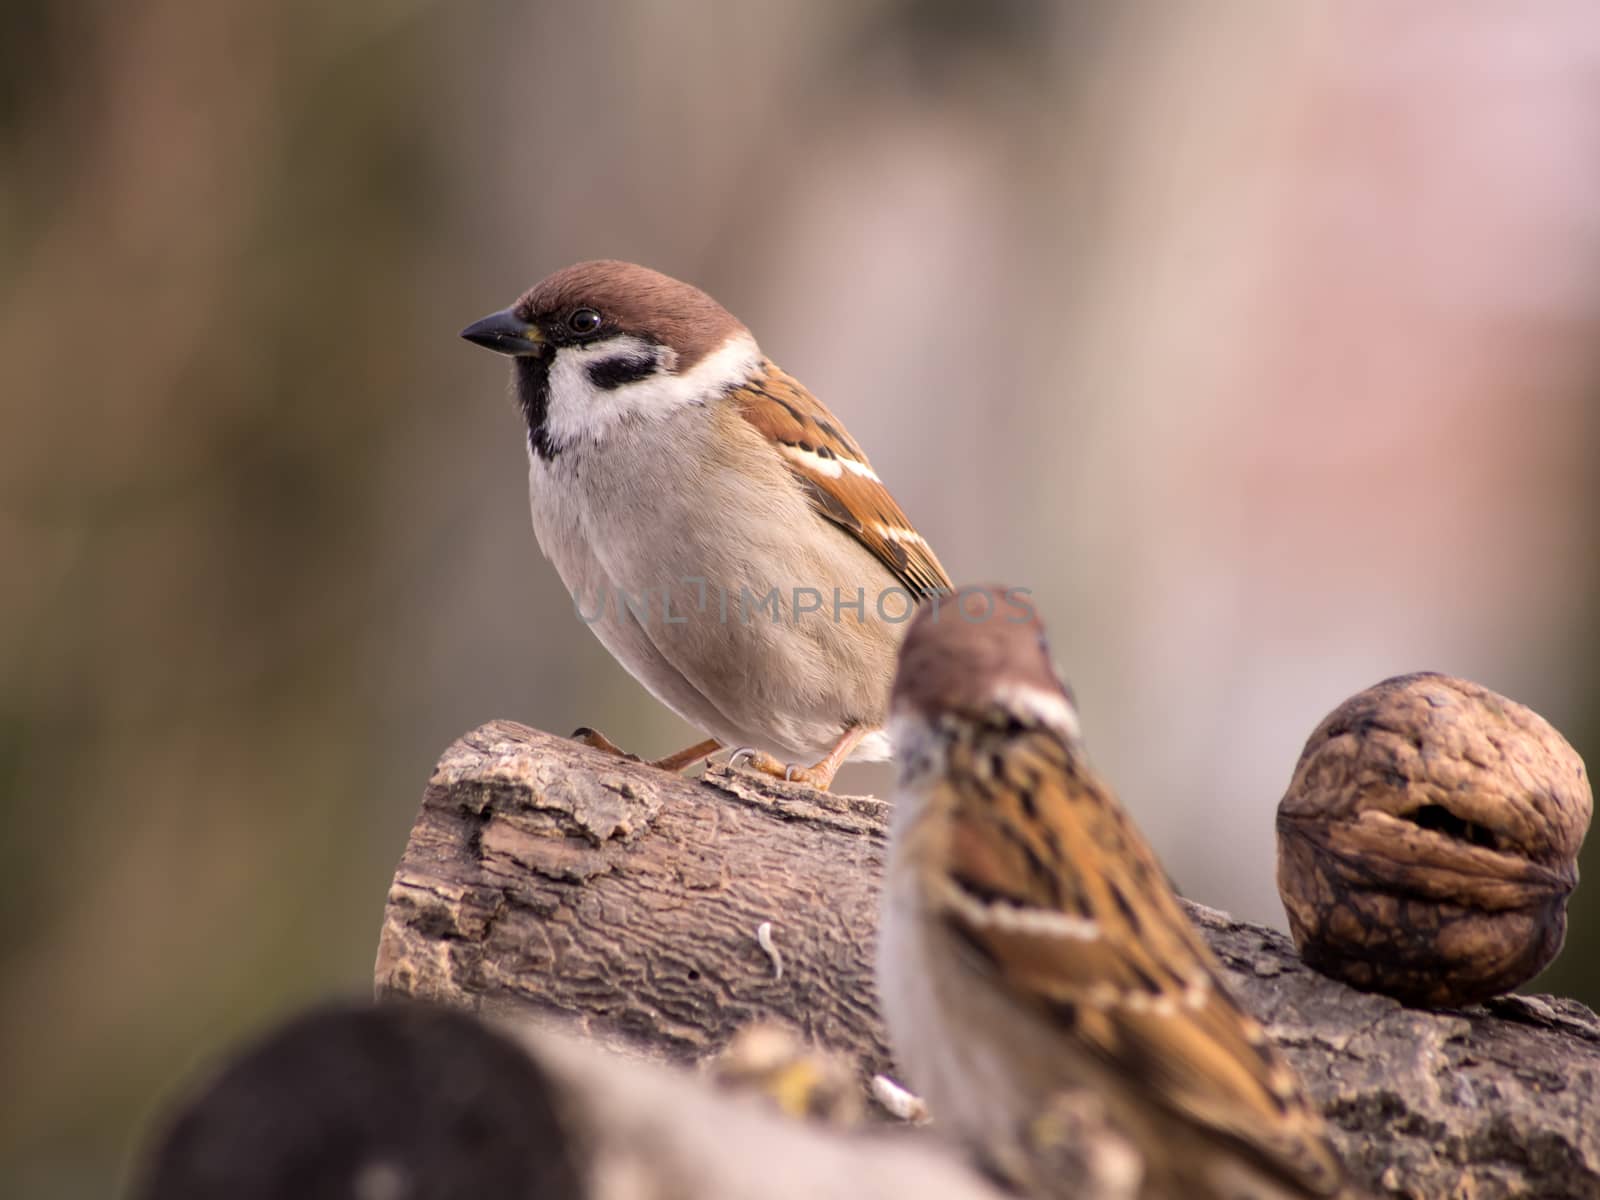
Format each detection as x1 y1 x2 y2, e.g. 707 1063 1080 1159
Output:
587 352 657 391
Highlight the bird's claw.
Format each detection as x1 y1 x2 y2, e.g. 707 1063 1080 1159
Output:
728 748 830 789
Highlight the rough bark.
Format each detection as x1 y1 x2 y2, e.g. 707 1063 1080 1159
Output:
376 721 1600 1200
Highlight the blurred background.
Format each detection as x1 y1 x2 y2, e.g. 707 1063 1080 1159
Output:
3 1 1599 1194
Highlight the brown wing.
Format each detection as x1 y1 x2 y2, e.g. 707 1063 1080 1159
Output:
732 361 951 599
935 730 1347 1197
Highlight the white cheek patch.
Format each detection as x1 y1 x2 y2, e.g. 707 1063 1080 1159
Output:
990 682 1082 743
544 331 761 450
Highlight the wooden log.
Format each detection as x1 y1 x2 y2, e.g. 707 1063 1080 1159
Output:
375 719 892 1068
376 721 1600 1199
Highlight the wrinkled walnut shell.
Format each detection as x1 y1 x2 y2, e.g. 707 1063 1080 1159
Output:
1276 672 1591 1007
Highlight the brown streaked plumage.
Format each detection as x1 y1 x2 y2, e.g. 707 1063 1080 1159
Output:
877 587 1352 1200
733 363 951 601
460 261 952 789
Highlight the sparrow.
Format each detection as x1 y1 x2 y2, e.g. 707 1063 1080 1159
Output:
461 260 951 789
875 586 1352 1200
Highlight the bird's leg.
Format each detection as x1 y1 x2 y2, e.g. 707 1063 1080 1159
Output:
651 737 722 772
787 726 871 789
571 728 720 774
730 726 871 792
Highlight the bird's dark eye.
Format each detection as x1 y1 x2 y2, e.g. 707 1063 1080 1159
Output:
566 308 602 337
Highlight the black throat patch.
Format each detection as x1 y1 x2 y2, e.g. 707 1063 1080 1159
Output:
513 356 560 460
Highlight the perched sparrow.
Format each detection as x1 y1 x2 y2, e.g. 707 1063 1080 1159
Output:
876 587 1351 1200
461 261 951 788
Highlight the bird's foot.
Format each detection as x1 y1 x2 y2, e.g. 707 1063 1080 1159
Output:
732 752 832 790
571 728 720 774
728 727 870 792
727 747 794 780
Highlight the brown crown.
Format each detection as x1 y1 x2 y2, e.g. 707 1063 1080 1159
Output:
891 585 1065 719
513 260 748 370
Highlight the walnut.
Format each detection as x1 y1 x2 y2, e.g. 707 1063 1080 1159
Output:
1276 672 1591 1007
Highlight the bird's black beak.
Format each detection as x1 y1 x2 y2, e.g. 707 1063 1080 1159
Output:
460 308 546 356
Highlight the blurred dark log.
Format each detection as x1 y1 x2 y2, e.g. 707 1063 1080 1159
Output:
377 721 1600 1200
130 994 1007 1200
